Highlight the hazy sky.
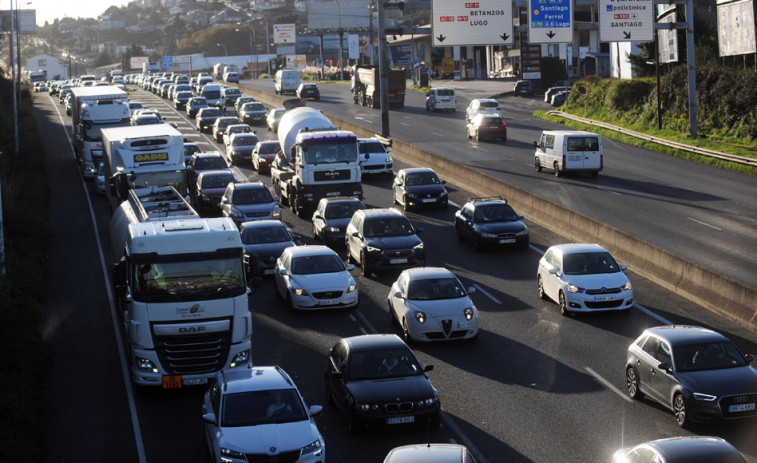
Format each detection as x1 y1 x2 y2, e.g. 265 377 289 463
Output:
28 0 131 27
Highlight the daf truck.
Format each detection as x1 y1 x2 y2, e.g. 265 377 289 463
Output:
101 123 187 211
70 86 130 179
110 197 253 389
277 106 362 217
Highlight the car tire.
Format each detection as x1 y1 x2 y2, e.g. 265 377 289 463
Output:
591 171 599 178
554 162 562 177
360 251 369 276
346 412 360 435
285 292 295 311
388 301 398 325
402 196 409 212
626 367 644 400
673 394 689 428
535 157 543 172
455 224 464 241
537 276 548 300
559 291 569 316
401 318 412 343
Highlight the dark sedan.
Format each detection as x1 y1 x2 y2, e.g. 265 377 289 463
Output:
454 197 529 250
324 334 441 434
192 170 236 214
240 220 300 277
392 168 448 211
240 102 268 125
195 107 223 133
312 197 366 247
186 97 208 118
626 325 757 427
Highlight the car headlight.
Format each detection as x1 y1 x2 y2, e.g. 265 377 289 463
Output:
231 208 242 219
414 311 426 323
326 226 340 233
693 392 717 401
360 403 380 411
464 307 475 320
516 228 529 236
407 193 418 199
385 156 393 162
294 287 308 296
481 232 497 239
347 283 357 293
416 397 437 407
622 281 632 290
258 158 268 163
301 439 323 455
220 447 245 459
366 245 381 252
272 208 281 219
413 242 424 250
567 284 584 293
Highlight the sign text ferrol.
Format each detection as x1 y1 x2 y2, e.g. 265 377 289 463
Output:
528 0 573 43
599 0 654 42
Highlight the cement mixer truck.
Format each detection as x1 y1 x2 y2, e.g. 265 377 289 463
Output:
276 105 362 217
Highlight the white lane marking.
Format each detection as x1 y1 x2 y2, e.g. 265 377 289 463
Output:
354 116 373 123
585 367 633 403
432 132 444 137
687 217 722 230
597 187 622 196
634 303 673 325
400 122 410 126
49 96 148 463
473 283 501 304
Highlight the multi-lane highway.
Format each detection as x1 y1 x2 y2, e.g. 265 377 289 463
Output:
36 80 757 463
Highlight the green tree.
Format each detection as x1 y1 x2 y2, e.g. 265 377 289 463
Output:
95 50 115 67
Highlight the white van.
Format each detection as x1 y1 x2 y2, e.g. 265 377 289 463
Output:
533 130 603 177
274 70 301 95
200 83 224 108
425 87 456 112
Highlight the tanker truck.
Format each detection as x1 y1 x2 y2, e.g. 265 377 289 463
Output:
276 105 362 217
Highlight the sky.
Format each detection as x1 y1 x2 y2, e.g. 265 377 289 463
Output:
28 0 131 27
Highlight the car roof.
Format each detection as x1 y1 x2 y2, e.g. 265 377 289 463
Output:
541 130 599 137
232 181 266 190
639 436 746 462
642 325 730 345
342 334 409 354
240 219 287 231
217 365 295 395
384 444 468 463
258 140 281 146
284 245 338 258
399 167 436 175
546 243 607 255
472 98 498 104
198 169 234 178
193 152 224 159
400 266 455 280
356 208 405 219
468 196 508 206
320 196 364 205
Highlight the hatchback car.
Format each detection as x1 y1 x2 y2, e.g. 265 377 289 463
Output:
192 170 236 214
388 267 479 343
297 82 320 101
358 138 393 176
173 90 193 109
186 97 209 118
196 107 224 133
384 444 478 463
240 102 269 125
625 325 757 427
213 116 242 143
465 98 501 122
274 245 359 310
225 133 259 166
267 108 287 132
345 208 425 276
235 96 256 117
186 152 228 187
252 140 281 174
222 86 242 106
537 243 633 315
513 80 534 96
611 436 748 463
220 181 281 227
466 114 507 142
392 167 448 211
222 124 254 147
324 334 441 433
454 197 529 250
312 197 366 247
240 220 300 277
202 366 325 463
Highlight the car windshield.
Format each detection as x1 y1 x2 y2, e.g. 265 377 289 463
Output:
562 251 621 275
233 187 272 204
201 175 234 189
364 217 415 237
405 172 441 186
195 157 227 170
221 389 307 427
259 143 280 154
203 90 221 99
473 204 518 222
325 202 364 219
291 254 345 274
480 101 499 108
359 142 385 154
348 348 423 380
407 277 466 300
233 136 257 146
190 98 207 106
674 341 748 372
202 109 222 117
242 226 291 244
226 88 241 95
243 103 266 111
218 118 239 128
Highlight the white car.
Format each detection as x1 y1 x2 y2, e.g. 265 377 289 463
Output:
384 444 478 463
387 267 479 342
274 245 359 310
358 138 393 176
464 98 501 122
267 108 286 132
537 243 634 315
202 366 325 463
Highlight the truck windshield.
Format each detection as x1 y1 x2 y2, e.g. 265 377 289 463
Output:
129 170 187 196
83 119 131 142
132 256 246 301
303 142 358 164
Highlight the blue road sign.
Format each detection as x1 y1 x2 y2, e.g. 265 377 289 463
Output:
528 0 573 43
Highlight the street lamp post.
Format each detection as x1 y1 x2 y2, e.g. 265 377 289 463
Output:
217 43 228 56
335 0 343 80
252 13 271 77
236 27 256 78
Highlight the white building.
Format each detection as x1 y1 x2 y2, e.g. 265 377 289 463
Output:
25 54 69 80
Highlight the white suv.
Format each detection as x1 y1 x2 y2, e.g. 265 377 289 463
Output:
358 138 393 176
202 366 325 463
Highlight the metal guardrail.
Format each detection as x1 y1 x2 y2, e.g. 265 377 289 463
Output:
547 110 757 168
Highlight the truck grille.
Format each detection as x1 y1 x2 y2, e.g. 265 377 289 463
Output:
246 450 301 463
153 331 231 375
313 169 352 181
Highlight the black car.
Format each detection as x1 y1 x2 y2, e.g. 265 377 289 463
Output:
239 102 268 125
454 197 529 250
626 325 757 427
513 80 534 96
186 152 228 189
345 208 425 276
297 82 320 101
312 197 366 247
324 334 441 434
392 167 448 211
240 220 300 277
195 107 223 133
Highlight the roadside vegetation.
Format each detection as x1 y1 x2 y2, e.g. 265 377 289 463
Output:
0 74 52 460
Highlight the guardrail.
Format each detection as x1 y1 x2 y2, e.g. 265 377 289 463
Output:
548 110 757 168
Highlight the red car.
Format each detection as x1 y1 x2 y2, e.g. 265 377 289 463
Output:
466 114 507 142
252 140 282 173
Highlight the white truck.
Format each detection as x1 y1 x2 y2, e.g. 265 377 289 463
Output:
109 188 252 389
101 123 187 211
277 106 362 217
70 86 130 179
213 62 230 80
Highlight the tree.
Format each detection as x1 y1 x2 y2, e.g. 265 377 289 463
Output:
95 50 114 67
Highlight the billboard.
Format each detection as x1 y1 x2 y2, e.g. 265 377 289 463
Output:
130 56 149 69
658 14 678 63
0 9 37 34
717 0 757 56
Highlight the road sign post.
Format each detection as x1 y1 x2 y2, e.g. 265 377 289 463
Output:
528 0 573 43
599 0 654 42
432 0 514 46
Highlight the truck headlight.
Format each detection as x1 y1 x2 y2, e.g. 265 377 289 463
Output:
135 357 158 373
230 349 250 368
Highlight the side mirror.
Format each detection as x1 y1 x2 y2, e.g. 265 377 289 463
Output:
330 371 344 380
393 291 402 299
415 227 423 234
309 405 324 417
423 364 434 372
467 286 476 294
279 268 288 276
657 362 671 372
202 413 217 425
441 180 447 185
745 353 754 364
347 263 356 271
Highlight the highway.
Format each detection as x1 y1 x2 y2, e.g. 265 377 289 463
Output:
35 81 757 463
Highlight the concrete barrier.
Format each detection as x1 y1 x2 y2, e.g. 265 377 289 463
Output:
238 81 757 330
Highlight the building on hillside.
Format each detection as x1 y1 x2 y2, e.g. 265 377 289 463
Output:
25 54 69 80
209 7 251 26
100 14 125 30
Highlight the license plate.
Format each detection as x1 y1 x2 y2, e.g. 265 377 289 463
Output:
499 238 515 244
319 299 339 305
263 269 274 275
326 192 339 197
162 375 182 389
568 155 581 161
422 198 436 203
594 296 616 302
183 377 208 386
389 258 408 264
729 403 755 412
387 416 415 424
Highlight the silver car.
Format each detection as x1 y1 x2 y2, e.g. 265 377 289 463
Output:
384 444 478 463
612 436 748 463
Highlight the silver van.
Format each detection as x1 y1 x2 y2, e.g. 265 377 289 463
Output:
534 130 603 177
425 87 456 112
